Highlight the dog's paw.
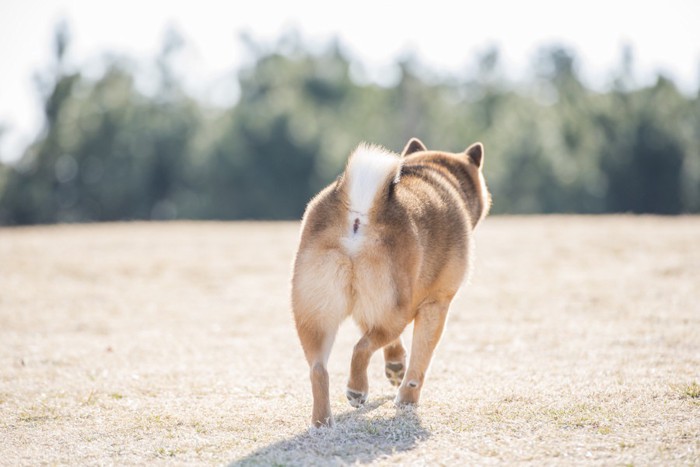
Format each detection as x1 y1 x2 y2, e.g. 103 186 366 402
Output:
394 395 415 406
395 380 421 405
311 415 335 428
385 361 405 387
346 388 367 408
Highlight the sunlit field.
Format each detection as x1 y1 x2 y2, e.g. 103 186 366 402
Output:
1 217 698 465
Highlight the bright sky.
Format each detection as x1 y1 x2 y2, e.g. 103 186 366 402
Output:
1 0 698 162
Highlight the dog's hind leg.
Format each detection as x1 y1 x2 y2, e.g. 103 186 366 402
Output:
396 300 450 405
383 337 406 387
347 323 407 408
293 249 352 427
296 317 342 427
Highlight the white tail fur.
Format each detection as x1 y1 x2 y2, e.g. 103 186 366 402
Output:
342 144 401 255
346 143 401 217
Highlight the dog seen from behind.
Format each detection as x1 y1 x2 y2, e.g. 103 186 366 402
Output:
291 137 490 427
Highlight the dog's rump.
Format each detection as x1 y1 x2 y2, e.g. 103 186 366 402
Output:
292 144 405 330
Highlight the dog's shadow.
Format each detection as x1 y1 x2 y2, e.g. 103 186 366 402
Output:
228 396 430 466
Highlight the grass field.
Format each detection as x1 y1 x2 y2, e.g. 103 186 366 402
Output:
1 216 699 465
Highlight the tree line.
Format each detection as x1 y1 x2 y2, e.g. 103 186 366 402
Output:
0 29 698 225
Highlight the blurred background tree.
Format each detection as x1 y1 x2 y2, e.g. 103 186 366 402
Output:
0 25 698 225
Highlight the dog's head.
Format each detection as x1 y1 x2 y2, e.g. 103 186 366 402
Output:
401 137 491 226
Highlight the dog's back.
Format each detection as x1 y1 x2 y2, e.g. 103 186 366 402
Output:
292 138 490 426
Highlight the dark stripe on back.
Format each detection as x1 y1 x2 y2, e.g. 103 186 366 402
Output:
399 162 469 206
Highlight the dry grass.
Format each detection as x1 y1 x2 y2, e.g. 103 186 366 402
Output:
0 216 698 465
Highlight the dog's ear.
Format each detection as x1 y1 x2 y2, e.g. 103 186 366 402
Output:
401 138 427 157
465 142 484 169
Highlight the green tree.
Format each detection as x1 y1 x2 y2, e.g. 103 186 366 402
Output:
0 26 201 224
598 77 688 214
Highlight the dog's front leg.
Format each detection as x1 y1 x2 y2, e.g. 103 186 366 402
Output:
396 300 450 405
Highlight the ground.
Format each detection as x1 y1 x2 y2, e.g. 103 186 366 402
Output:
0 216 698 466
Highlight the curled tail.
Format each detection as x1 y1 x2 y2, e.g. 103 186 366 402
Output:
340 143 401 253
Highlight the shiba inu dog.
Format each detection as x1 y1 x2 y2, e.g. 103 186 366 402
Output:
291 138 490 427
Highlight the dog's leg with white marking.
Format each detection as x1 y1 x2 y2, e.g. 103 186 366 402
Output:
383 337 407 387
396 300 450 405
346 323 407 407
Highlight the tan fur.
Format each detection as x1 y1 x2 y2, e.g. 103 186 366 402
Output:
291 138 491 427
